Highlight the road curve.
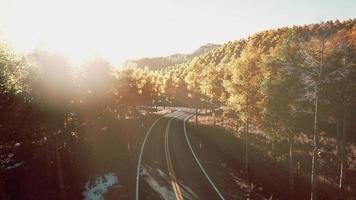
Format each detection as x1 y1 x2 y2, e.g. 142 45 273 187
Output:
136 111 224 200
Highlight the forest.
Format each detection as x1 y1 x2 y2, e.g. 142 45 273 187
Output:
1 19 356 199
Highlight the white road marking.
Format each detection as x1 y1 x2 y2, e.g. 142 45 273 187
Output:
135 112 177 200
183 114 225 200
164 114 184 200
136 112 226 200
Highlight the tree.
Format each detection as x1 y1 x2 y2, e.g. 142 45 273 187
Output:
114 69 140 119
263 29 304 198
161 73 177 107
185 61 204 123
136 68 159 109
324 28 356 191
81 58 113 114
300 32 333 200
200 64 228 124
223 43 269 179
29 50 76 200
0 43 30 200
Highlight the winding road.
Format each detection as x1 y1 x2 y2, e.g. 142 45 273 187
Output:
135 111 225 200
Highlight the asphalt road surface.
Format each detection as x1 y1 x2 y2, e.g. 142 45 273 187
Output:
136 111 225 200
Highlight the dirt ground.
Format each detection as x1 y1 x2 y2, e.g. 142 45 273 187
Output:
4 112 355 199
187 121 355 200
4 113 159 200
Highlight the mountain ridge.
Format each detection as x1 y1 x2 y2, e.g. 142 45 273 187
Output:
120 43 220 70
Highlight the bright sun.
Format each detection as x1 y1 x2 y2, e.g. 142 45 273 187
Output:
0 0 144 65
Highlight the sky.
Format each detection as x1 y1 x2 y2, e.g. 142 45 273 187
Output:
0 0 355 65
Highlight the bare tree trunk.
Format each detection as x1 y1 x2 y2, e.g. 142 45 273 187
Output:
68 146 74 165
213 108 216 126
339 105 349 189
245 120 250 179
336 110 343 190
195 108 198 124
46 138 55 197
141 113 144 127
56 135 65 200
336 114 342 161
271 139 275 157
289 131 295 199
0 169 6 200
46 139 52 179
310 35 327 200
311 85 319 200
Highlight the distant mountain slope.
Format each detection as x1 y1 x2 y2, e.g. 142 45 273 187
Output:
184 19 356 68
122 19 356 72
121 43 220 70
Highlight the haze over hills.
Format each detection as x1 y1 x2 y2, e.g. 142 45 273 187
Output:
120 43 220 70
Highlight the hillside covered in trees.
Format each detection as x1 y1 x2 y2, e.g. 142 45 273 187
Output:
157 19 356 198
120 43 220 70
157 19 356 199
1 19 356 199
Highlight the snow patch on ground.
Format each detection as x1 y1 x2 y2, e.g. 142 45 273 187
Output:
83 173 118 200
142 166 198 200
179 183 199 200
5 161 24 171
142 167 175 200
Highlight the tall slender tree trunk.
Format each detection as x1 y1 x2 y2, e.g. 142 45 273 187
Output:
56 135 65 200
212 107 216 125
336 110 343 190
336 113 342 161
46 138 55 197
311 85 319 200
289 131 295 199
195 108 198 124
310 38 326 200
46 139 52 178
339 104 349 189
245 120 250 180
141 113 144 127
0 169 6 200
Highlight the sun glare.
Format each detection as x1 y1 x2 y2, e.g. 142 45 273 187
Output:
1 0 355 66
0 0 144 65
1 0 356 199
